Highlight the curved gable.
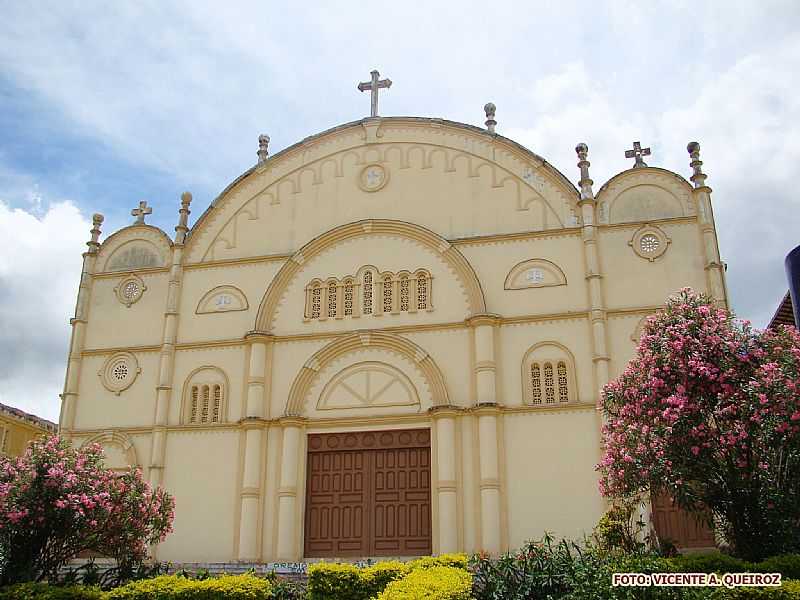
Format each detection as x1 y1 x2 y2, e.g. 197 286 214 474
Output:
595 167 694 225
184 118 580 264
97 225 172 273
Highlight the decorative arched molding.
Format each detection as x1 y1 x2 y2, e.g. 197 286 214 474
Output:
595 167 694 225
180 366 230 424
630 315 653 344
520 341 578 405
196 285 249 314
317 361 420 411
504 258 567 290
183 117 581 263
96 225 172 273
81 430 138 469
285 331 449 416
254 220 486 331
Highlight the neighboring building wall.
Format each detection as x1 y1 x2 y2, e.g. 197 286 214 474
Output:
61 118 727 563
0 403 58 458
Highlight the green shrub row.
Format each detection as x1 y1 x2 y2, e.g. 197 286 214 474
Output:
306 554 468 600
669 554 800 581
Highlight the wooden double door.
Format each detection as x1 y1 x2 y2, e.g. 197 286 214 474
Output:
651 493 716 549
304 429 432 557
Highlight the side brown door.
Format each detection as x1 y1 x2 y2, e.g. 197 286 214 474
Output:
651 493 716 549
304 429 432 557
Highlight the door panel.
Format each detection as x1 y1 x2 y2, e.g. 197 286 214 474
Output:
304 429 432 557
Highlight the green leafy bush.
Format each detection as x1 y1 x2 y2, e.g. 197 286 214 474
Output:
668 553 800 581
105 574 274 599
0 583 104 600
709 580 800 599
376 566 471 600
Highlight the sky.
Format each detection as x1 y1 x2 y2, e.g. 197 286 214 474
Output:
1 1 799 422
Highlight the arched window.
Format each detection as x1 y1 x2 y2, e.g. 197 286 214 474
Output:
530 363 542 404
326 280 338 318
382 274 393 313
343 279 354 316
522 343 577 406
415 270 431 310
363 271 373 315
310 283 322 319
399 274 410 312
184 368 227 424
543 363 555 404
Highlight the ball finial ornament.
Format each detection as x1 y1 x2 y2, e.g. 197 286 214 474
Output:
181 191 193 205
575 142 588 155
687 141 701 155
484 102 496 116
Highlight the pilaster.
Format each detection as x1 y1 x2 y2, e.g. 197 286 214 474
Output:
275 417 306 560
60 214 103 436
430 405 462 553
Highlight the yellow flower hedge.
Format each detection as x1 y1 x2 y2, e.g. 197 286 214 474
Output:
375 566 472 600
104 574 274 599
306 554 468 600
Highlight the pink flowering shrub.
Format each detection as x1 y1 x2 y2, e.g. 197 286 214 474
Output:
0 435 174 585
598 289 800 561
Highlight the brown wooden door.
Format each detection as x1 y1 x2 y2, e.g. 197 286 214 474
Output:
652 493 716 549
304 429 432 557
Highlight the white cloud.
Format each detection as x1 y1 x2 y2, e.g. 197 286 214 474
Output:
0 200 87 422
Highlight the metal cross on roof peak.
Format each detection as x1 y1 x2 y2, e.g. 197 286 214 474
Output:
358 69 392 118
131 200 152 224
625 141 651 168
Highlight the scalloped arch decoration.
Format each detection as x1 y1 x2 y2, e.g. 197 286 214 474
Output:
183 119 581 263
285 331 449 416
196 285 249 314
504 258 567 290
254 219 486 331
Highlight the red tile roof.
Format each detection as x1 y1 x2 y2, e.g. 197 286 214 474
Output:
0 402 58 432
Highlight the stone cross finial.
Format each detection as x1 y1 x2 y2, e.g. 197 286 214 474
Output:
484 103 497 134
87 213 104 252
131 200 152 224
625 141 651 168
575 143 594 202
358 69 392 118
687 141 707 188
257 134 270 165
175 191 193 244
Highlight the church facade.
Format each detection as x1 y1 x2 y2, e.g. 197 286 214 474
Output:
60 106 727 563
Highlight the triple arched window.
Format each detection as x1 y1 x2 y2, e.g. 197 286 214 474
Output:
522 343 577 406
183 367 227 424
304 267 432 321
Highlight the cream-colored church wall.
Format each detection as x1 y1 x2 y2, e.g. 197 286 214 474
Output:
270 234 472 335
74 352 159 429
599 220 707 310
606 314 650 380
269 338 330 417
158 429 239 562
403 329 472 407
497 320 594 408
457 234 585 317
503 409 605 547
177 261 283 343
169 345 248 424
68 431 148 473
84 272 168 350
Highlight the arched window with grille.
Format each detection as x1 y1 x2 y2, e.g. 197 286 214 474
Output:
522 343 576 406
326 279 338 318
415 270 431 310
399 273 410 312
382 274 394 314
184 367 228 424
308 281 322 319
343 278 355 316
362 270 374 315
